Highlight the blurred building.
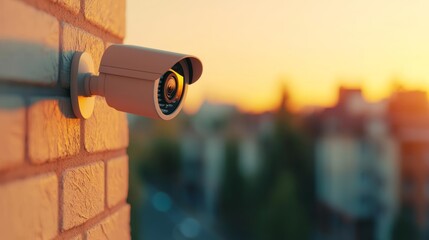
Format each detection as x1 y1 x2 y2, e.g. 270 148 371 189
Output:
315 87 399 240
388 90 429 235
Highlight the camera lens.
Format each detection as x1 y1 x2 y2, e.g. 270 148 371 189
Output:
158 68 185 115
164 76 178 103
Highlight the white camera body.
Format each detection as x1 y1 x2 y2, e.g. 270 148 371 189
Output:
70 45 203 120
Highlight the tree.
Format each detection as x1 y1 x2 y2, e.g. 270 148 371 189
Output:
392 206 419 240
257 173 309 240
217 139 248 239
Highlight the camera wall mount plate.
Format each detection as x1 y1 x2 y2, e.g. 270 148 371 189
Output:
70 52 95 119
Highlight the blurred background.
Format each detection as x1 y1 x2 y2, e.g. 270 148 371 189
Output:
125 0 429 239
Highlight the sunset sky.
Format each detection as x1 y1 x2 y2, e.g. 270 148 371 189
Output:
125 0 429 113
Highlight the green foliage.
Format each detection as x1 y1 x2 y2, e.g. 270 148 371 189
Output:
127 117 183 240
392 206 419 240
216 102 315 239
253 108 314 239
140 136 181 190
217 139 248 238
256 173 309 240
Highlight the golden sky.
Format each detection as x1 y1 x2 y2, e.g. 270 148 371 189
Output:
125 0 429 113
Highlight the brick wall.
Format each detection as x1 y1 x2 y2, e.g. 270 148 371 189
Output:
0 0 130 239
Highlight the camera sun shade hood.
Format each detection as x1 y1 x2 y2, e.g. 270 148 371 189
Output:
99 45 203 84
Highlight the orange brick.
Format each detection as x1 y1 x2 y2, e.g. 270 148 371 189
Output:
84 97 128 153
28 97 80 164
0 173 58 239
50 0 80 14
70 234 83 240
60 23 104 88
84 0 126 38
107 156 129 207
86 204 130 240
0 0 59 85
62 161 105 230
0 95 25 170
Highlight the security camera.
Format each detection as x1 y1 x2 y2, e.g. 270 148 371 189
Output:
70 44 203 120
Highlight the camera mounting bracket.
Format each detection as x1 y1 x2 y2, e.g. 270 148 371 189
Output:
70 52 96 119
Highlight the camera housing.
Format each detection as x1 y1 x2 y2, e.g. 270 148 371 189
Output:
70 45 203 120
